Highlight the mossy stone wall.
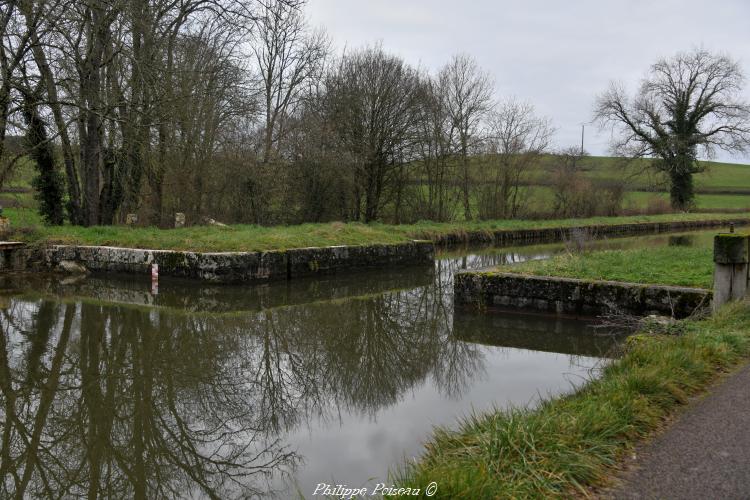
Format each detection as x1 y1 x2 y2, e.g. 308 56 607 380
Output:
455 271 711 319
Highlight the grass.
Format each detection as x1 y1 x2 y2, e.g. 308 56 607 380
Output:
468 154 750 194
4 208 410 252
531 156 750 194
523 187 750 213
625 191 750 211
497 246 714 289
395 302 750 498
4 207 749 252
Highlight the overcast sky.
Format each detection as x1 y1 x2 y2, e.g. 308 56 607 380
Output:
307 0 750 163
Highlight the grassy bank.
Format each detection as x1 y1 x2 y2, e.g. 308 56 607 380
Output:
396 303 750 498
497 246 714 289
3 208 746 252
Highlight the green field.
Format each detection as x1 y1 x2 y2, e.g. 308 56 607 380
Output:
0 157 35 209
520 186 750 213
624 191 750 210
511 155 750 212
410 156 750 218
528 155 750 194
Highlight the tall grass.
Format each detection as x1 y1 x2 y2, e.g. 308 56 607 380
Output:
395 304 750 498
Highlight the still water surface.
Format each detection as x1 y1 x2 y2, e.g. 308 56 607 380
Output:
0 231 711 498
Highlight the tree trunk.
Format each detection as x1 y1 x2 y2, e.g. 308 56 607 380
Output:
19 0 83 223
460 140 472 220
80 5 108 226
22 94 65 225
669 170 694 211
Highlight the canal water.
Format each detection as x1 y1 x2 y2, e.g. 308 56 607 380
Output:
0 230 713 498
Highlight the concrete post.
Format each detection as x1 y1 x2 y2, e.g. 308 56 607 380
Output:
713 233 749 311
125 213 138 226
174 212 186 228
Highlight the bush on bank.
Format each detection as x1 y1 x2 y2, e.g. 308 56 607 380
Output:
395 303 750 498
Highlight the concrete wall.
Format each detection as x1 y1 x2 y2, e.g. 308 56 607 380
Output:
432 218 748 246
44 241 434 283
455 271 711 319
0 245 35 272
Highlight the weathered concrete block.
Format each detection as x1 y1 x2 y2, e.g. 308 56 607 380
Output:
712 233 750 311
174 212 186 228
126 213 138 226
57 260 89 274
714 233 749 264
0 242 27 271
713 263 748 311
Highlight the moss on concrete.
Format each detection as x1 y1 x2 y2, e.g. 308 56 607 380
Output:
713 233 749 264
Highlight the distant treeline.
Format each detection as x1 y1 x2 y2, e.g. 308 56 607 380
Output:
0 0 575 226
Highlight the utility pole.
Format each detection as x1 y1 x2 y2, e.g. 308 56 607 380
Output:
580 123 585 156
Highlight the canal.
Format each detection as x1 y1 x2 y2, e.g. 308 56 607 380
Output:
0 230 712 498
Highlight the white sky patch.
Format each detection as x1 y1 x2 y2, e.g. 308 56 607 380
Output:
307 0 750 163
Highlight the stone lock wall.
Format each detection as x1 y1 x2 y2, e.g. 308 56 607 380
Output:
455 272 711 319
44 241 435 283
431 218 748 246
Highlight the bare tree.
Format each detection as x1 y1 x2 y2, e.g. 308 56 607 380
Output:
595 48 750 210
0 0 39 188
411 74 459 221
478 98 554 219
324 45 422 222
253 0 328 164
438 54 494 220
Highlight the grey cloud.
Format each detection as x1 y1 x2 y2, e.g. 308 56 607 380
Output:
308 0 750 162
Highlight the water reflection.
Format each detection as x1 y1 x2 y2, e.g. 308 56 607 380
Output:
1 300 302 498
1 284 490 497
0 230 713 498
668 234 696 247
453 310 616 358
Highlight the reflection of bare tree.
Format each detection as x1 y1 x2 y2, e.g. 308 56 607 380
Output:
426 262 485 399
0 301 297 499
228 282 485 417
0 278 489 497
